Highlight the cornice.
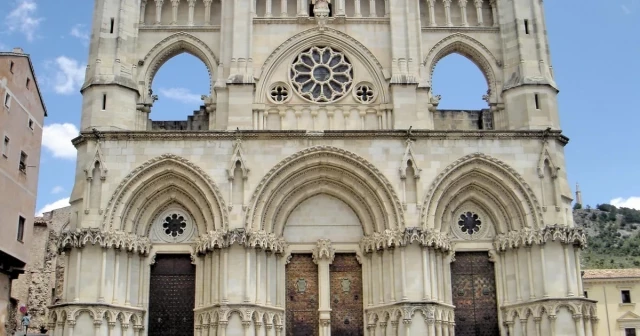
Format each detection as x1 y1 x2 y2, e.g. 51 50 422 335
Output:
493 224 588 251
360 227 453 253
138 25 221 32
421 26 499 33
72 129 569 146
57 228 152 256
193 228 287 254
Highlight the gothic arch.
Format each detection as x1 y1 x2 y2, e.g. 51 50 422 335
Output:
421 153 543 233
102 154 228 235
423 33 501 99
245 146 404 235
256 27 389 104
140 32 220 97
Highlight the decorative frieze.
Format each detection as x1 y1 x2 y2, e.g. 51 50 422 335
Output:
360 228 452 253
194 304 284 330
47 303 145 331
194 229 287 254
57 229 151 255
493 225 588 251
500 297 597 326
365 302 454 330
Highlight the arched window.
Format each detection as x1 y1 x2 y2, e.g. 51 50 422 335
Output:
431 53 491 130
150 53 211 130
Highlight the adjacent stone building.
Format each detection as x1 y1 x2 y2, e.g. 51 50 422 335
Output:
0 48 47 336
9 207 71 334
584 269 640 336
47 0 595 335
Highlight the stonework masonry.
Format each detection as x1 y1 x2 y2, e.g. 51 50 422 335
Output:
47 0 595 335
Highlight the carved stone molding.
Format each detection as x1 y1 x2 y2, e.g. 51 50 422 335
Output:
312 239 335 264
365 302 453 327
194 304 284 328
500 297 597 324
360 228 452 253
47 303 145 330
194 229 288 254
57 229 151 255
493 225 588 251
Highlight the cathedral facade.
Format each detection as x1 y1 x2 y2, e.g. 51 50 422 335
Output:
48 0 596 335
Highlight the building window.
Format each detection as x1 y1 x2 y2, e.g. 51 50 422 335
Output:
4 93 10 109
17 216 25 242
622 290 632 303
10 60 15 73
26 78 31 89
583 291 588 298
19 151 27 173
626 328 637 336
2 136 9 158
28 118 34 130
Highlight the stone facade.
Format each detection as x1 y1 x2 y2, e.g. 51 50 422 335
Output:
48 0 596 335
0 48 47 336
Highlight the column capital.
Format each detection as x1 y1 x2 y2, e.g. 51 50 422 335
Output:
312 239 335 264
155 0 164 5
474 0 482 6
458 0 467 6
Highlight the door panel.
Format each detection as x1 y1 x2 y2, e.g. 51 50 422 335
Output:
451 252 500 336
330 253 364 336
286 254 319 336
148 254 196 336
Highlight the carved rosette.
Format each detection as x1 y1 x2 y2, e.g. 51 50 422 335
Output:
360 228 452 253
57 229 151 255
312 239 336 264
493 225 588 252
193 229 287 254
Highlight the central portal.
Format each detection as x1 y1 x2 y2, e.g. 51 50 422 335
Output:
148 254 196 336
330 253 364 336
451 251 500 336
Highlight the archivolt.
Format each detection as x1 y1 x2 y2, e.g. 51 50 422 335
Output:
423 33 501 98
245 146 404 235
140 32 219 96
102 154 228 235
256 27 389 104
421 153 542 233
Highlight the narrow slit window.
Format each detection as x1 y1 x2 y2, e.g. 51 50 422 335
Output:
534 94 540 109
17 216 25 242
28 119 34 130
3 136 9 157
102 94 107 110
110 18 115 33
524 19 530 34
26 78 31 89
19 151 27 173
4 93 10 108
9 61 14 73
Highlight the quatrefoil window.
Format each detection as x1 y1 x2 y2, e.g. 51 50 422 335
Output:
354 83 375 103
269 83 290 103
458 212 482 235
163 213 187 237
290 46 353 103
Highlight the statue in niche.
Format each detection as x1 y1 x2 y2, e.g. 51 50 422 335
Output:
295 278 307 293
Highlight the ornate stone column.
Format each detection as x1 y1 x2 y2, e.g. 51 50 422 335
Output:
548 315 557 336
170 0 180 24
489 0 498 27
562 244 575 297
354 0 362 17
154 0 164 24
281 0 288 17
74 249 82 302
187 0 196 25
534 317 542 336
140 0 148 24
125 252 133 306
99 249 107 302
369 0 376 17
204 0 213 24
443 0 453 27
458 0 468 26
312 239 335 336
526 246 535 299
573 315 585 336
473 0 483 25
427 0 436 26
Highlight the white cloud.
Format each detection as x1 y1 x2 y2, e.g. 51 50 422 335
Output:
159 88 203 105
51 186 65 194
48 56 86 95
611 197 640 210
36 197 70 216
42 123 79 159
70 24 90 44
5 0 43 42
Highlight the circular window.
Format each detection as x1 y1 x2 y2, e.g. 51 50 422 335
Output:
268 83 291 104
353 82 376 104
290 46 353 103
458 212 482 236
152 209 196 243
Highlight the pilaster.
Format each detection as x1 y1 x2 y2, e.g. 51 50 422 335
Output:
312 239 335 335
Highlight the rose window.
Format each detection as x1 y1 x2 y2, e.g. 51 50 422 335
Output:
290 46 353 103
458 212 481 236
162 213 187 237
269 84 290 103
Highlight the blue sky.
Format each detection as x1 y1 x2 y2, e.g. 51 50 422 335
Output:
1 0 638 215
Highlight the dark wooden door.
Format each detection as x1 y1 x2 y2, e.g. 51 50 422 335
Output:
330 254 364 336
451 252 500 336
148 254 196 336
286 254 319 336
